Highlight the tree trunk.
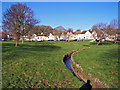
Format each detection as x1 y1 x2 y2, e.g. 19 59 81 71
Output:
15 39 19 47
22 37 24 44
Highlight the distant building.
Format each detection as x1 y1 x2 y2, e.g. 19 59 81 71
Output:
24 29 118 41
48 33 55 40
31 33 48 41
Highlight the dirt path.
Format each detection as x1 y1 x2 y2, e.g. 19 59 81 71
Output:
63 48 109 89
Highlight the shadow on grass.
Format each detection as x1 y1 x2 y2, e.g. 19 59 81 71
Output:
90 41 119 45
2 42 61 60
2 41 61 51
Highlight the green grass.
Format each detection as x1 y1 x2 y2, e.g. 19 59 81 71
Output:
73 43 119 88
2 40 119 88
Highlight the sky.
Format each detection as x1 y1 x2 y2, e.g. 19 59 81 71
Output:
1 1 119 31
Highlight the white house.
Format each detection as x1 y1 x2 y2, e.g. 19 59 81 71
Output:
66 32 76 40
31 33 48 41
60 32 67 40
74 31 83 40
31 34 37 41
48 33 55 40
85 30 94 40
74 29 97 40
37 35 48 41
74 31 86 40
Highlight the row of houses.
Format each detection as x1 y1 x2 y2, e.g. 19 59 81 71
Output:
4 29 118 41
23 29 96 41
23 29 117 41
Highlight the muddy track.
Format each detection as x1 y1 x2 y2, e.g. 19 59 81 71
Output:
63 48 109 88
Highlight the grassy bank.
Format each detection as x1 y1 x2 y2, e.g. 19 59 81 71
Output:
2 40 119 88
73 43 118 88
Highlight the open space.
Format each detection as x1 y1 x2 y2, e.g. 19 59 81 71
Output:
2 40 119 88
1 1 119 89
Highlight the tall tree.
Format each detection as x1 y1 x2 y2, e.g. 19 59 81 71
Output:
92 23 107 45
2 3 38 46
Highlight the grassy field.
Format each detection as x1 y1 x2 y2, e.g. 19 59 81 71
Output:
2 40 119 88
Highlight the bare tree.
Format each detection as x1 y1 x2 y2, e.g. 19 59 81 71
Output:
2 3 38 46
110 19 118 29
92 23 107 45
92 23 107 30
92 20 120 45
106 19 119 40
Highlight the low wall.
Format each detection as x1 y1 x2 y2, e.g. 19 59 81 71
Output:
63 49 109 88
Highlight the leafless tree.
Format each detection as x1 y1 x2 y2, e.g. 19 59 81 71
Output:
92 23 107 30
110 19 118 29
92 20 119 45
106 19 119 40
2 3 38 46
92 23 108 45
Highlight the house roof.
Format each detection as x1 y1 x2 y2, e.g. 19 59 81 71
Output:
81 31 87 34
74 31 81 34
88 30 93 33
88 29 94 33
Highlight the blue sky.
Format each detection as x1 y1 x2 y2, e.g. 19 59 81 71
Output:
2 2 118 30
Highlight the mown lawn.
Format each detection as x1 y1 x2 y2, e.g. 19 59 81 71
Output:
2 40 119 88
73 42 119 88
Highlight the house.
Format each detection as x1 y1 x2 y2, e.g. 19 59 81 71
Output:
48 33 55 41
31 34 37 41
31 33 48 41
107 34 116 41
37 34 48 41
74 30 87 40
66 32 76 40
85 30 94 40
60 32 67 40
74 30 83 40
